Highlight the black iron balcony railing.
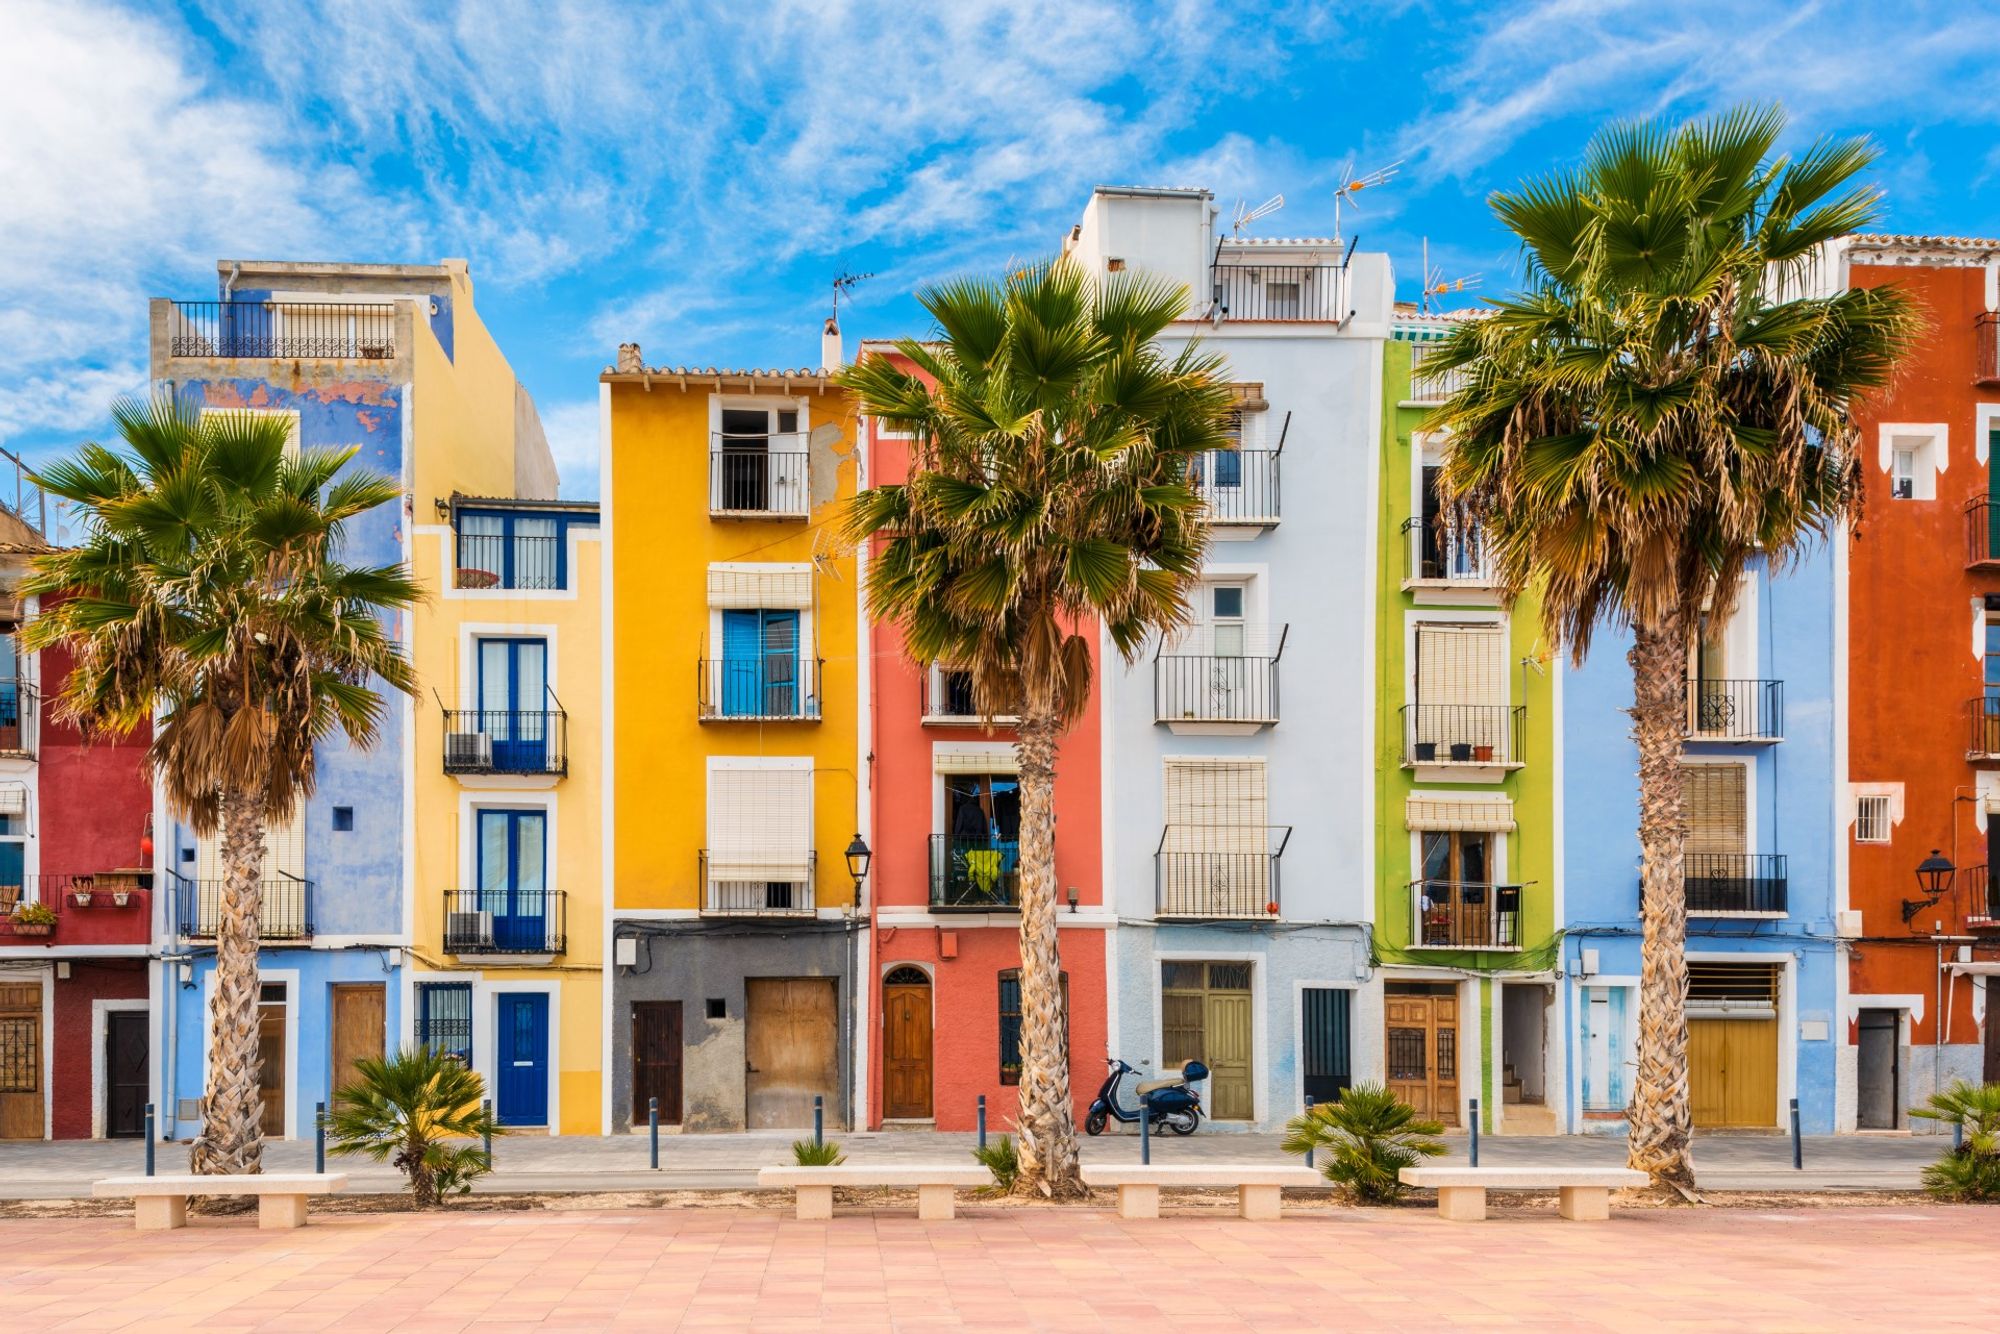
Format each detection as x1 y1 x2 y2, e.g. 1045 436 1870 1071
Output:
929 834 1021 910
443 887 565 954
1154 825 1292 919
1155 629 1286 726
698 656 823 721
1978 312 2000 385
921 667 1008 723
441 709 568 777
1685 678 1784 742
1209 264 1346 322
0 875 92 937
166 300 397 360
698 851 817 916
1968 697 2000 759
1401 514 1493 585
0 679 36 759
1191 448 1281 527
1401 703 1526 767
1407 342 1471 401
709 438 810 517
1959 864 2000 924
172 872 315 940
1967 497 2000 568
453 532 564 590
1683 853 1788 914
1410 879 1523 950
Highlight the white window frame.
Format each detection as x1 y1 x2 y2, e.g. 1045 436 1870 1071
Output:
1877 423 1946 501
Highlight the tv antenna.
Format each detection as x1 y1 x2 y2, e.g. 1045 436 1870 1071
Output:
1230 194 1285 237
1332 158 1401 246
1419 238 1482 314
831 268 873 321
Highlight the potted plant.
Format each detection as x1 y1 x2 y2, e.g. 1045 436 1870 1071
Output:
1448 742 1474 762
110 885 134 907
70 876 94 908
10 901 56 937
1473 743 1495 762
1413 741 1438 762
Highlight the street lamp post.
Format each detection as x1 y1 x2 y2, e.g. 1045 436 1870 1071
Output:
844 833 872 908
1901 849 1956 925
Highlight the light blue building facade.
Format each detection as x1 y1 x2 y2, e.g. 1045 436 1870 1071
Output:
1562 546 1842 1134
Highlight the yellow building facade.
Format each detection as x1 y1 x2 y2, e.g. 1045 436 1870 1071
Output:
601 358 864 1133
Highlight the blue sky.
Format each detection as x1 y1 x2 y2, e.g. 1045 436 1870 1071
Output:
4 0 2000 505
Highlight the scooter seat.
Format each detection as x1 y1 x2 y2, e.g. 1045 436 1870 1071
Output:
1135 1077 1181 1096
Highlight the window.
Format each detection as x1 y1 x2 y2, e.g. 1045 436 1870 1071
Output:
715 405 807 514
1417 465 1484 580
1411 623 1510 761
455 510 565 590
1159 759 1272 916
1855 794 1892 844
939 771 1022 906
1204 585 1246 657
1684 764 1748 856
0 815 22 910
476 637 550 768
1880 425 1943 501
719 610 800 717
705 761 813 911
416 983 473 1064
1190 412 1244 491
477 808 549 950
997 969 1067 1085
1890 448 1916 499
331 807 354 832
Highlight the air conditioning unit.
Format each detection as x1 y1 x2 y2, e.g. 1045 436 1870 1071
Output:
445 731 492 769
447 910 494 952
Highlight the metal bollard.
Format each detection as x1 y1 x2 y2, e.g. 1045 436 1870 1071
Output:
977 1095 987 1150
1303 1095 1315 1169
1954 1118 1965 1152
814 1095 824 1147
649 1097 660 1169
315 1101 326 1173
483 1098 494 1161
1790 1098 1802 1170
1469 1097 1480 1167
143 1104 155 1177
1140 1102 1151 1165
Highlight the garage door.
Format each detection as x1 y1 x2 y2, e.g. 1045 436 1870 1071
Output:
1687 963 1779 1129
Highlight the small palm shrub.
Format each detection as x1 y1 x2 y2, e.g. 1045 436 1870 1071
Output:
1910 1080 2000 1201
327 1046 499 1207
971 1135 1018 1193
1281 1083 1447 1204
792 1138 845 1166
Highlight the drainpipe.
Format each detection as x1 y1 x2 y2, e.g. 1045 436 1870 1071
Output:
222 262 241 301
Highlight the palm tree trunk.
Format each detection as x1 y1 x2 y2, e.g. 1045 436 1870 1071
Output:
1625 615 1696 1191
1009 705 1086 1198
189 785 269 1176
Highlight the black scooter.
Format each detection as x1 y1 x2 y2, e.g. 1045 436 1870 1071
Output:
1084 1056 1206 1135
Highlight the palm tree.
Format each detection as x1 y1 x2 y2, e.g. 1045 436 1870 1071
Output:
329 1046 500 1206
25 397 422 1176
841 259 1236 1196
1427 106 1919 1189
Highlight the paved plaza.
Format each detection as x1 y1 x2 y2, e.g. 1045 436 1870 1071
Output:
1 1202 1993 1330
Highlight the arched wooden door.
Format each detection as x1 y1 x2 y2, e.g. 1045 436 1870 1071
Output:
882 967 934 1120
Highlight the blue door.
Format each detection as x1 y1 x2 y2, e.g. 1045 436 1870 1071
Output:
478 809 547 951
495 993 549 1126
721 610 798 717
478 639 548 772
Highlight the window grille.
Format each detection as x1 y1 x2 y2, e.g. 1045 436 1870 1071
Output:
0 1016 37 1093
416 983 473 1065
1855 794 1892 844
997 969 1066 1086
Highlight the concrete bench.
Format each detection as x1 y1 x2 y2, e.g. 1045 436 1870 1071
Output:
1398 1167 1649 1222
93 1173 349 1231
1081 1164 1324 1220
756 1166 993 1220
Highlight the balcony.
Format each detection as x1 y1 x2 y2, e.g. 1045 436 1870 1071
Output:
165 300 396 360
1154 826 1292 919
441 709 568 778
921 666 1018 726
1154 630 1285 731
1192 448 1281 530
709 438 810 518
698 657 823 722
442 888 565 955
1978 312 2000 385
1401 703 1526 770
172 873 315 940
1684 678 1783 743
699 850 817 916
1208 264 1346 323
453 531 564 590
929 835 1020 910
0 679 38 760
1967 497 2000 569
1968 698 2000 761
1406 342 1471 403
1960 864 2000 926
1410 879 1523 950
1683 853 1788 915
1401 515 1494 592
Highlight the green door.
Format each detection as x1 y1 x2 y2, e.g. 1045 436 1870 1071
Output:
1988 428 2000 560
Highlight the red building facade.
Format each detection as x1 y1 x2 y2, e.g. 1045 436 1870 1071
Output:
0 555 154 1141
860 344 1109 1132
1843 235 2000 1130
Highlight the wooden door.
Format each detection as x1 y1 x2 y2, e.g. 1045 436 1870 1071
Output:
257 985 287 1137
1987 980 2000 1083
632 1001 684 1125
0 981 42 1139
1204 989 1254 1121
882 971 933 1120
1385 991 1460 1126
105 1011 149 1139
745 978 839 1130
1689 1016 1777 1128
329 984 385 1107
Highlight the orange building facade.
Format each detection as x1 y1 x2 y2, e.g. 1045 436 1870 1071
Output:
1842 234 2000 1130
859 344 1109 1133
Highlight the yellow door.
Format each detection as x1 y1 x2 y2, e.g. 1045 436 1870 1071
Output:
1689 1017 1777 1128
1204 991 1254 1121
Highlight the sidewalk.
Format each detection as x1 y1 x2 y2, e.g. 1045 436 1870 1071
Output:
0 1129 1941 1198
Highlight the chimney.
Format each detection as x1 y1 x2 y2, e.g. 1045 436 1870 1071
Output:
821 317 843 371
616 342 643 374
